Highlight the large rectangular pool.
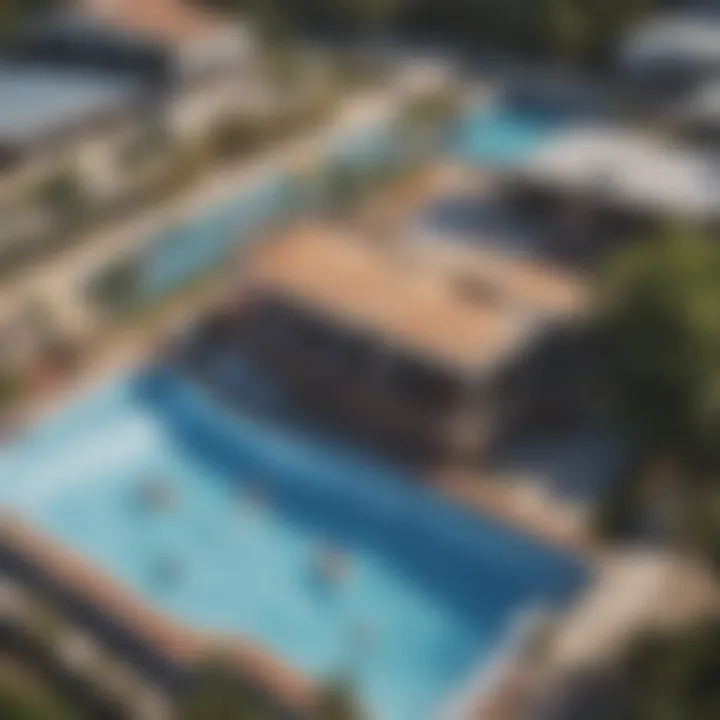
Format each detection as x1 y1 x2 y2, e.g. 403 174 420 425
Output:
0 371 587 719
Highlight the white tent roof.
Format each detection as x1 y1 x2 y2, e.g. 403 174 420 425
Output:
620 12 720 74
681 79 720 126
519 127 720 220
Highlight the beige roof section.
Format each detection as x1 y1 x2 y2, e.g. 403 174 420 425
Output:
78 0 225 43
245 225 547 374
413 234 588 318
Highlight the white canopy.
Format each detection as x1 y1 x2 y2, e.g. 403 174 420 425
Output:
518 127 720 220
620 12 720 76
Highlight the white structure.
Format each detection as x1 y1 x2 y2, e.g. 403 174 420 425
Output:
15 0 259 139
677 79 720 140
514 127 720 224
620 10 720 87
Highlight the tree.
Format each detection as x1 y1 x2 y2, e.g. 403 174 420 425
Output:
596 228 720 563
599 228 720 474
36 168 85 227
614 618 720 720
178 659 365 720
315 680 364 720
0 0 54 40
343 0 406 41
178 660 267 720
0 682 80 720
536 0 658 65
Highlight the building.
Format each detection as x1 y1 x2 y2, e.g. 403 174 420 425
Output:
222 224 589 464
11 0 258 139
0 0 259 256
0 61 143 184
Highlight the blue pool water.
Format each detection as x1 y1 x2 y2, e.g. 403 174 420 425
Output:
0 374 587 719
139 124 412 302
450 104 565 168
142 174 302 299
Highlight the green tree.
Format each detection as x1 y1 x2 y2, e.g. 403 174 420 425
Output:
178 659 365 720
178 660 267 720
0 682 80 720
596 228 720 564
315 680 364 720
0 368 25 411
37 168 85 228
343 0 406 40
599 228 720 473
614 618 720 720
0 0 53 40
536 0 658 65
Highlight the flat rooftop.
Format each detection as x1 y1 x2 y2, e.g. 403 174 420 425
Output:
414 234 588 315
245 225 582 374
0 63 140 149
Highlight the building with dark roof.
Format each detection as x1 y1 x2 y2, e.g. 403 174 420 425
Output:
216 224 590 464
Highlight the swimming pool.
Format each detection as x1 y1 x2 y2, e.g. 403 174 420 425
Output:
450 104 566 168
140 124 414 301
142 174 303 299
0 371 587 719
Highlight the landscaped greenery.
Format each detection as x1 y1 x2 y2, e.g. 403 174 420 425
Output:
178 660 266 720
0 680 81 720
179 659 364 720
612 617 720 720
0 369 25 411
0 0 53 39
595 228 720 565
206 0 665 67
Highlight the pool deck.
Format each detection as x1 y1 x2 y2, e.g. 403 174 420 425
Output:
434 468 599 562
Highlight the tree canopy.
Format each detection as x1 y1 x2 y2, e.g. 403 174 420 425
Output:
595 228 720 565
200 0 664 66
614 618 720 720
0 679 81 720
178 660 365 720
0 0 54 40
598 228 720 473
